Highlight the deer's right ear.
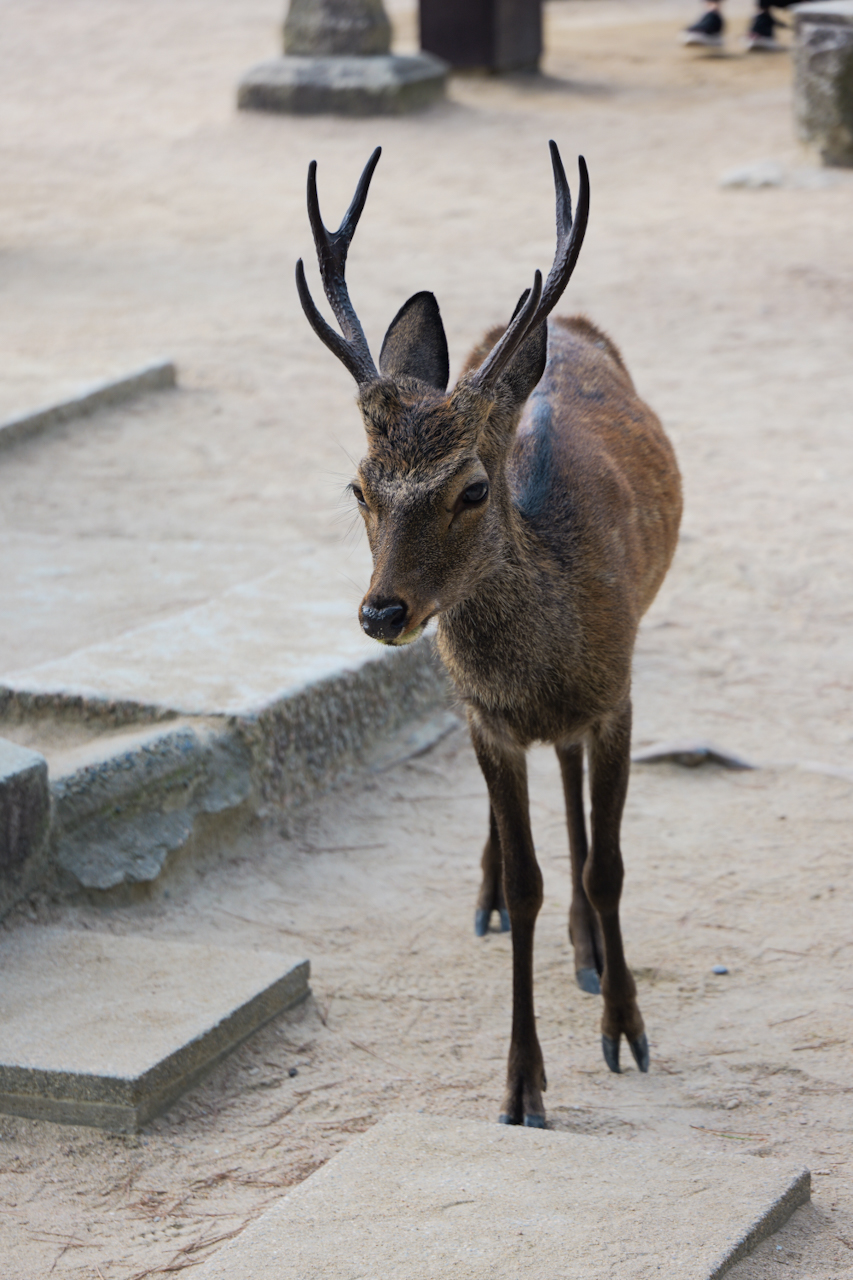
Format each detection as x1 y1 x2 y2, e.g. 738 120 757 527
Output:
379 292 450 392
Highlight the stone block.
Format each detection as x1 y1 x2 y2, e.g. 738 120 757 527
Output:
0 929 310 1130
284 0 391 57
237 53 447 116
793 0 853 167
0 738 50 915
193 1113 810 1279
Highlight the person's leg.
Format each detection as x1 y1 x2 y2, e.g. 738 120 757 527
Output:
745 0 787 51
680 1 725 47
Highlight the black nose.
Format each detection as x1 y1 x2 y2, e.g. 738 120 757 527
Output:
360 600 407 642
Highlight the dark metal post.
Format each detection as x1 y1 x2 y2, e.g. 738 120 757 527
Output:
419 0 542 73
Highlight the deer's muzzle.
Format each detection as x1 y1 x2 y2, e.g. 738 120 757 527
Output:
360 599 408 644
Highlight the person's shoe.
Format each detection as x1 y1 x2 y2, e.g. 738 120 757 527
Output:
744 8 787 49
680 8 725 46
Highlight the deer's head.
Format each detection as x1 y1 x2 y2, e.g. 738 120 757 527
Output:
296 145 588 646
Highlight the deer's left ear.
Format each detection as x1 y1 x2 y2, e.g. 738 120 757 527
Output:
379 292 449 392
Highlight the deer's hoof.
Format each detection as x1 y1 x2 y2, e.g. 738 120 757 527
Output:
602 1033 621 1073
629 1032 650 1073
475 908 511 936
498 1112 516 1125
523 1113 546 1128
576 967 601 995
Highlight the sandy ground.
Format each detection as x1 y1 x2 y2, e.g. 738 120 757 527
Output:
1 0 853 1276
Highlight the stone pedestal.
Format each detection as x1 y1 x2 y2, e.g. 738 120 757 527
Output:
420 0 542 73
793 0 853 167
238 0 447 116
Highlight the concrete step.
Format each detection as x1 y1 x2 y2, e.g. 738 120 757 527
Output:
193 1113 810 1280
0 928 309 1131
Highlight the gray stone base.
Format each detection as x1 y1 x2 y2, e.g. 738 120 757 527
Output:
0 930 309 1131
237 53 448 116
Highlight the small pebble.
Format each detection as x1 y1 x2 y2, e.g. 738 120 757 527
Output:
288 1066 298 1078
712 964 729 975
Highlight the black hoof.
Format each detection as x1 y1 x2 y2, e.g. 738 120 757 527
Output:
499 908 511 933
602 1033 621 1073
629 1032 650 1073
498 1112 517 1125
524 1113 546 1128
576 967 601 995
475 908 489 937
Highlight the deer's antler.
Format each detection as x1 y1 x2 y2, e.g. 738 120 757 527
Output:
470 143 589 392
295 147 382 386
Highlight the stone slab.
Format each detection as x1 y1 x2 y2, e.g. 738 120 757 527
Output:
0 739 50 916
0 929 309 1130
194 1114 810 1280
237 53 447 116
0 563 414 717
0 359 176 452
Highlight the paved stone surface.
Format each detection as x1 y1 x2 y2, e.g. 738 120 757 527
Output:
794 0 853 166
0 929 309 1130
238 52 447 116
193 1113 810 1279
0 738 50 916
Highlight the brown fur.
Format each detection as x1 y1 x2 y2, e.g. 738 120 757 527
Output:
351 313 682 1122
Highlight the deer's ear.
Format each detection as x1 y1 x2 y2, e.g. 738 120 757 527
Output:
493 288 548 407
379 292 449 392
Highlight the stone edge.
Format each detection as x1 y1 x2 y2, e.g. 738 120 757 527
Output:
707 1166 811 1279
0 959 310 1132
1 639 454 910
0 359 177 452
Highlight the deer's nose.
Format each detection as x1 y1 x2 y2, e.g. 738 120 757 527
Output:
360 599 408 642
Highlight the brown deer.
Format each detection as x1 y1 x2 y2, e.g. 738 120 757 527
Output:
296 143 682 1126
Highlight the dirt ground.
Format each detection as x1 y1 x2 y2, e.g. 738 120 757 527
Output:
1 0 853 1276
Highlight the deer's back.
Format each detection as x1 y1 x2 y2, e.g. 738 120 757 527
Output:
507 316 681 622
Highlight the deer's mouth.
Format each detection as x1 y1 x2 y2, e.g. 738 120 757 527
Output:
388 620 428 647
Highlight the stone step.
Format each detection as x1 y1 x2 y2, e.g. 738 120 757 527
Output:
0 928 309 1131
0 359 176 452
193 1113 809 1280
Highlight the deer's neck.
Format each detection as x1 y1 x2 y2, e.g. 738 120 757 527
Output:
436 494 577 717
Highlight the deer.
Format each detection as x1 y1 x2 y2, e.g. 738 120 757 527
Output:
296 142 682 1127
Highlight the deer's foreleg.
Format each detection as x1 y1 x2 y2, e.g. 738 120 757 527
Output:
471 724 546 1127
555 742 604 994
475 806 511 937
585 701 649 1074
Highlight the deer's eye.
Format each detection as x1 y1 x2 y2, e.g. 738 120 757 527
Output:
351 484 367 507
462 480 489 505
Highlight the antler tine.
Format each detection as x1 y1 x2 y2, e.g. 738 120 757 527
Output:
470 272 544 391
471 146 590 393
538 146 589 320
295 259 374 386
298 148 382 386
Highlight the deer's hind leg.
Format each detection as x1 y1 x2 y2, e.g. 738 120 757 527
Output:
556 743 604 995
585 700 649 1074
475 805 511 937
